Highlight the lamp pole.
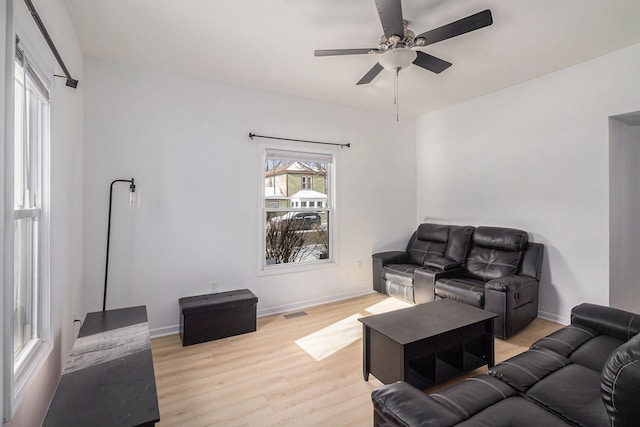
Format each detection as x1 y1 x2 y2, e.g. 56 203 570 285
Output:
103 178 136 311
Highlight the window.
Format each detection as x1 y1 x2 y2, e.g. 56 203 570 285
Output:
263 149 333 267
301 175 312 190
8 42 51 413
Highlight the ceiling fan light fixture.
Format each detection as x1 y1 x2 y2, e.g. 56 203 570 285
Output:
379 48 417 72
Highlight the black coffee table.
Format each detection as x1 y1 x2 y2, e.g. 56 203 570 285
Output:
359 299 497 389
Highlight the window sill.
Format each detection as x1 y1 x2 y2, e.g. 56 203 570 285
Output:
12 340 53 417
258 259 336 276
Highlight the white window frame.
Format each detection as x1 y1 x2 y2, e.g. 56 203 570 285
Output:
258 144 338 275
301 175 312 190
3 30 52 420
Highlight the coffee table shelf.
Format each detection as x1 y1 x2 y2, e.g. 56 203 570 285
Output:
360 299 497 390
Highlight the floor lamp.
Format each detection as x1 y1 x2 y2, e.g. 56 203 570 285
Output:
103 178 136 311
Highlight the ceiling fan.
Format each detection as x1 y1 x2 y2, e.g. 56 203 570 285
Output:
314 0 493 85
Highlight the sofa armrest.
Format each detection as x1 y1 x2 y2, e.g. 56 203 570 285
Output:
414 267 463 304
601 333 640 427
372 382 463 427
485 275 539 293
571 303 640 341
372 250 408 265
372 251 408 293
424 255 462 271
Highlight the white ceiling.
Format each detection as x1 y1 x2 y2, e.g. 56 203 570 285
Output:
62 0 640 116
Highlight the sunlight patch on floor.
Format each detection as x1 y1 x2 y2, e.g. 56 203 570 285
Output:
295 313 363 361
364 296 412 314
294 297 413 361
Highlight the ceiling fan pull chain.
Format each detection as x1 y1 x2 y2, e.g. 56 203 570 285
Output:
395 67 399 122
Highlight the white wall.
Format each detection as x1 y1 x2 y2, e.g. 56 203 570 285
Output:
609 117 640 312
416 42 640 323
3 0 84 425
82 58 416 335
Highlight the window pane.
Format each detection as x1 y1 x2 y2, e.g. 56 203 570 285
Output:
265 211 329 265
264 156 329 202
14 217 38 362
14 66 26 209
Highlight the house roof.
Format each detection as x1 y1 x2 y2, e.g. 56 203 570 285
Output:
265 187 286 199
64 0 640 116
266 161 325 177
289 190 327 200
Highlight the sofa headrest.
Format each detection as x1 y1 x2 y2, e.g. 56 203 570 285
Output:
473 226 528 251
601 333 640 427
416 223 450 243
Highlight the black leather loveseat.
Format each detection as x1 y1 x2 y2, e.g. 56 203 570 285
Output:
371 303 640 426
372 223 544 338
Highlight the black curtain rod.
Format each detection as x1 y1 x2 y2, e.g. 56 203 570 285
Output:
249 133 350 148
23 0 78 88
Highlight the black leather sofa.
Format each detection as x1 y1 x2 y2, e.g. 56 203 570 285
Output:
371 303 640 427
372 223 544 338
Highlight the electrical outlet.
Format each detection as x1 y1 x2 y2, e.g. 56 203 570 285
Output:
210 280 219 293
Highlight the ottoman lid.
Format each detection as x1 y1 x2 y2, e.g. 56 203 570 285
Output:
179 289 258 314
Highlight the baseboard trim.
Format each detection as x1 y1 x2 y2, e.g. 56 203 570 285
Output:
149 288 377 339
537 309 570 326
150 324 180 338
256 288 375 318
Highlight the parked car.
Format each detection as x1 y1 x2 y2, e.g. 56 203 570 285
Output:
270 212 321 229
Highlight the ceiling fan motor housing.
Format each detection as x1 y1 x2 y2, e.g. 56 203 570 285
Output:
378 21 425 52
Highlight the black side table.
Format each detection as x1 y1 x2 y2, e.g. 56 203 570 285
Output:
43 306 159 426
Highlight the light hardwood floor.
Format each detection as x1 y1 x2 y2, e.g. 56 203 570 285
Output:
151 293 562 426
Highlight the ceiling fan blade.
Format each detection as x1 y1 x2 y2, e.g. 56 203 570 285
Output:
356 63 384 85
417 9 493 46
374 0 405 38
412 51 452 74
314 48 379 57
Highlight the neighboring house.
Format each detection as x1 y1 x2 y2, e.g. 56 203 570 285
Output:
289 190 327 209
264 186 287 208
264 161 327 208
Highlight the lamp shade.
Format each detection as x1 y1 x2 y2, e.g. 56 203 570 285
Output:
379 48 417 71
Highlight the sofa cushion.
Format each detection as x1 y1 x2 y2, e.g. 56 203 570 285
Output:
569 334 625 372
406 224 450 265
383 264 418 287
473 226 529 251
488 347 570 393
372 381 465 427
416 223 450 242
526 364 608 427
531 324 598 357
464 246 522 281
435 278 485 308
430 376 516 420
408 241 448 266
456 397 571 427
444 225 475 263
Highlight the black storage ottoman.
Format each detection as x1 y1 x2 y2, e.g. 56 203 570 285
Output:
179 289 258 346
